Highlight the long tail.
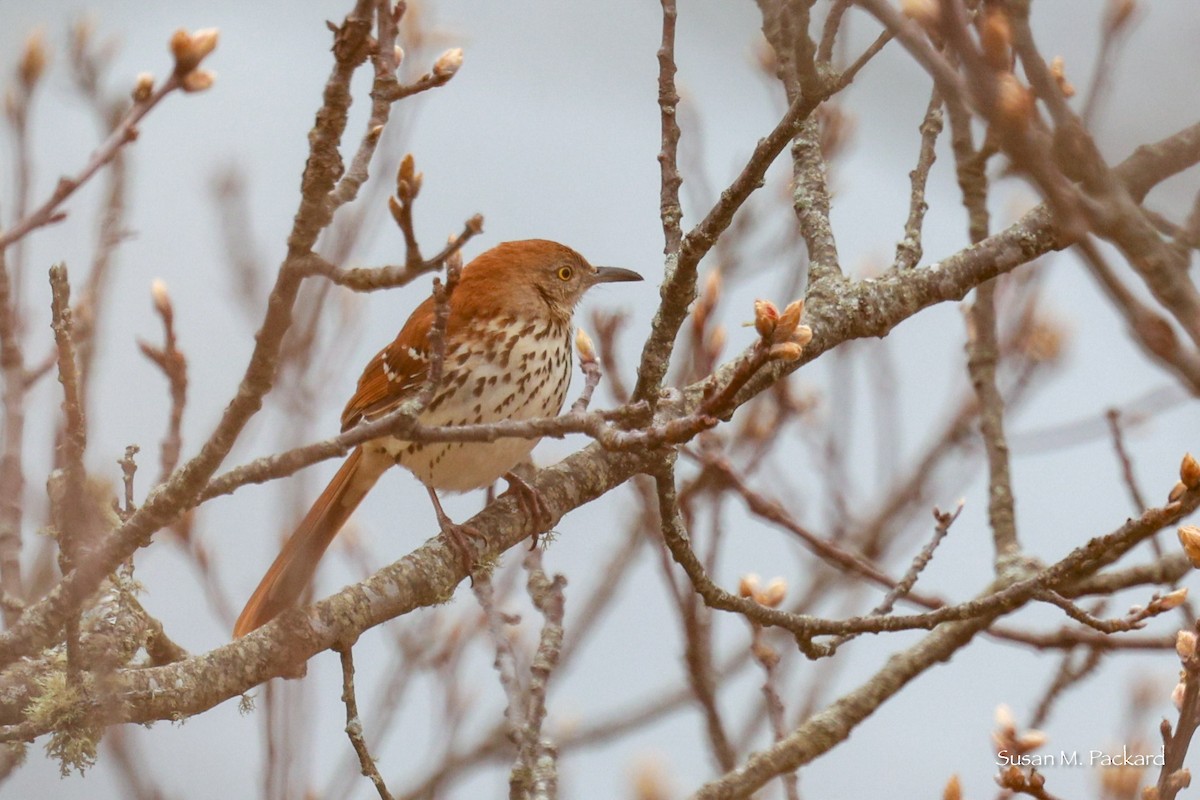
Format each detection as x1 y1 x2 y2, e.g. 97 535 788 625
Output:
233 447 386 637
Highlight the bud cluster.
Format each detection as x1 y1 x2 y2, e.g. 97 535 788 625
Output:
753 299 813 363
169 27 219 93
992 704 1049 792
900 1 1084 132
1172 625 1200 716
996 765 1048 796
738 573 787 608
992 704 1047 759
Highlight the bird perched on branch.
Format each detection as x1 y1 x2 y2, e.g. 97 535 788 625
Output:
234 239 642 636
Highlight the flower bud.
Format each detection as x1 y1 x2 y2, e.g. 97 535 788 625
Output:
1182 453 1200 490
433 47 463 80
775 299 804 341
943 775 962 800
180 69 216 93
171 27 220 75
1170 481 1188 503
398 152 416 185
132 72 155 103
1160 587 1189 611
768 342 804 362
575 327 596 362
738 573 761 598
753 300 779 339
1173 680 1187 710
1177 630 1197 661
1016 730 1047 752
19 28 49 90
995 71 1034 128
790 325 814 348
1179 525 1200 568
759 577 787 608
151 279 172 319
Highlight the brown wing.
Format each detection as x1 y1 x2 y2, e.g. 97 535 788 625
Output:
340 296 436 432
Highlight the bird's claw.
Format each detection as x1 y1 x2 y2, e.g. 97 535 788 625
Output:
439 519 486 575
503 471 552 550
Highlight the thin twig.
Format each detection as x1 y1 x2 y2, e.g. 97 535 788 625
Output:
306 215 483 291
48 264 88 683
817 0 854 63
633 80 824 403
138 284 188 484
894 87 943 269
1105 408 1149 513
1036 588 1183 634
747 622 798 800
865 501 961 617
966 280 1021 567
0 247 27 624
326 0 403 209
0 74 183 251
656 0 683 255
1156 620 1200 800
653 459 737 770
511 548 566 797
116 445 139 521
336 644 395 800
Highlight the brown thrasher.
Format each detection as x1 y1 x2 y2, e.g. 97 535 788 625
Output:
233 240 642 636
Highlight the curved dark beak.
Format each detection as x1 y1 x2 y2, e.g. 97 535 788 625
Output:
592 266 644 284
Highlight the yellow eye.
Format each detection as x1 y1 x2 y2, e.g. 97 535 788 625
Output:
557 266 574 281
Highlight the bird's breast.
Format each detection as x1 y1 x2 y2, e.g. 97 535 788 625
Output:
374 317 573 492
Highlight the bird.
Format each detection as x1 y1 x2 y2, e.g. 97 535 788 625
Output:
233 239 642 636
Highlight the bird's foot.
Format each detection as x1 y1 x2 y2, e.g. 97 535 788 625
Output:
503 471 553 550
427 487 486 574
439 518 487 575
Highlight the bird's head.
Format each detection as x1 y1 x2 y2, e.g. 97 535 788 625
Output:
459 240 643 322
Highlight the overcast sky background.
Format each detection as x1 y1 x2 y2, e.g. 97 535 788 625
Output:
3 1 1200 797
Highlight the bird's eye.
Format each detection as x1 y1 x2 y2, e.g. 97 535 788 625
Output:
557 266 574 281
